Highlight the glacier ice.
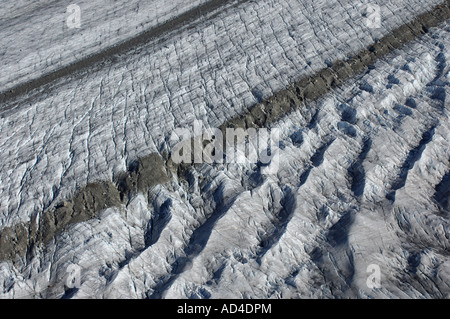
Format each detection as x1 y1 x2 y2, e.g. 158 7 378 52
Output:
0 0 449 299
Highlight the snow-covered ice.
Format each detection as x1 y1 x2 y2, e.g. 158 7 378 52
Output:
0 0 449 298
0 0 444 228
0 0 211 92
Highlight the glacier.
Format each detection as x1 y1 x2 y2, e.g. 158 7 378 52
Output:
0 0 449 298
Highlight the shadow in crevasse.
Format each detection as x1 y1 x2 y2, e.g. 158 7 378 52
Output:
348 137 372 198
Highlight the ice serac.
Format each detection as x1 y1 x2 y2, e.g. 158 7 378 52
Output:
0 0 449 298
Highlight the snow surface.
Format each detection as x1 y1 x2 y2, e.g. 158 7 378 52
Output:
0 0 211 92
0 0 444 228
0 0 449 298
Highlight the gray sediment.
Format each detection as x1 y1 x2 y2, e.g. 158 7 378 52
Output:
0 2 449 263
